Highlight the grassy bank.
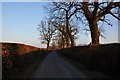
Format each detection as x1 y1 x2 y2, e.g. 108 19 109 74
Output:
57 43 120 79
2 43 49 78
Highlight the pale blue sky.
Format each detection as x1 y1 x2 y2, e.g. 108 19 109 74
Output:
2 2 48 48
1 2 118 48
0 2 2 42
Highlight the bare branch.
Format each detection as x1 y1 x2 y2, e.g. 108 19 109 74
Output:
97 2 119 19
68 8 81 19
109 11 120 20
92 2 99 17
81 2 92 19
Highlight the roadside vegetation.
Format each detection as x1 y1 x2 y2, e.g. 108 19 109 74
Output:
2 43 49 78
57 43 120 79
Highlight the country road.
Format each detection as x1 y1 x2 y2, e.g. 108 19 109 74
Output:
22 51 111 79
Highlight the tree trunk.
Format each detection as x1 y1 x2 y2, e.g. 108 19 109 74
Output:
70 36 75 47
47 41 50 50
66 10 75 47
89 20 100 45
65 34 70 48
62 35 65 48
69 30 75 47
66 11 70 48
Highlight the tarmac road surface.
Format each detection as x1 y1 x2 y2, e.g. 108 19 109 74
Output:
23 51 110 79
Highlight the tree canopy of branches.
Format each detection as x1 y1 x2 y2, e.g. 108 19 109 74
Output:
47 2 80 47
38 21 56 49
46 1 120 46
76 1 120 45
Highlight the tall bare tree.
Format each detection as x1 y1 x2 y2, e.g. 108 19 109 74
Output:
47 2 80 47
46 1 119 46
76 1 120 45
38 21 56 49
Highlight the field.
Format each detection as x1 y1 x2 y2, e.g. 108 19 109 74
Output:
57 43 120 79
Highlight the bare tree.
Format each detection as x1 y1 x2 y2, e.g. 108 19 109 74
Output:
46 1 119 46
47 2 80 47
55 32 66 48
76 1 120 45
38 21 56 49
